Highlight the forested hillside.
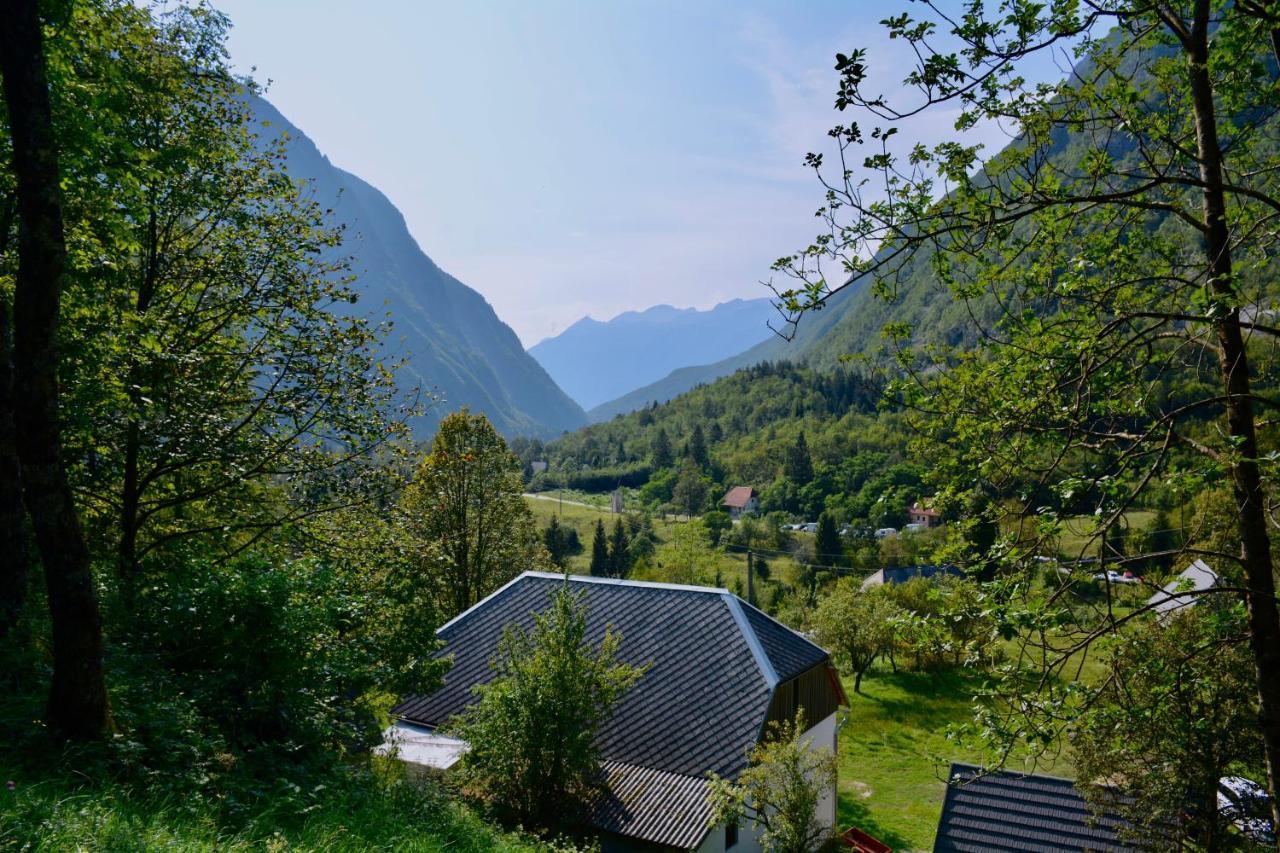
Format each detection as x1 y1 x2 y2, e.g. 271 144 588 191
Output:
250 97 585 439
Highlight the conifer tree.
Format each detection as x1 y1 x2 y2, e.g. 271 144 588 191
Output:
608 518 630 578
589 519 609 577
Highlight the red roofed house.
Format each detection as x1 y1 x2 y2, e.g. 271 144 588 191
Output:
721 486 759 519
907 500 942 528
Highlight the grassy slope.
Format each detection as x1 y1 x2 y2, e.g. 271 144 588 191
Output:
0 765 543 852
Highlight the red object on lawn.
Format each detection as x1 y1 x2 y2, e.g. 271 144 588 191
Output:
841 826 893 853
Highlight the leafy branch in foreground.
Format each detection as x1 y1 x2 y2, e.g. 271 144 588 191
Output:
776 0 1280 828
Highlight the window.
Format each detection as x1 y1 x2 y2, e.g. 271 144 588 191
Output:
725 820 738 850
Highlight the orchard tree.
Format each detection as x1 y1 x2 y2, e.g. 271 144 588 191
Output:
402 409 545 617
813 581 903 692
450 584 647 827
776 1 1280 820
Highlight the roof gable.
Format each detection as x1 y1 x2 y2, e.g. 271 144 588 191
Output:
721 486 757 507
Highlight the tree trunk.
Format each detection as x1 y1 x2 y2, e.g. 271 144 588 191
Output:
0 296 28 638
1184 5 1280 834
0 0 111 739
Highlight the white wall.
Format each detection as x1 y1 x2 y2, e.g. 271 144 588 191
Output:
694 711 840 853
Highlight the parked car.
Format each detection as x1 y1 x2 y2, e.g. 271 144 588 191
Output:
874 527 898 539
1092 570 1138 585
801 522 819 534
1218 776 1274 844
904 522 926 533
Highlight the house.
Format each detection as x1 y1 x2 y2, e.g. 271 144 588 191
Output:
860 564 962 591
1147 558 1221 621
721 486 759 519
907 501 942 528
934 762 1137 852
384 572 846 851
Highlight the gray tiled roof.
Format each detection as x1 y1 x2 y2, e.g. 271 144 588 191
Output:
586 761 713 848
934 763 1136 852
392 572 834 846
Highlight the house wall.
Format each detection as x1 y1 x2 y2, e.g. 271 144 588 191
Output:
692 711 839 853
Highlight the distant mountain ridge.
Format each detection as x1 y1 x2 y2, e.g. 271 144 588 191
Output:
528 298 777 411
250 96 585 439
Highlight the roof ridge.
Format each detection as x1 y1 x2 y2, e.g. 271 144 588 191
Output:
723 594 778 689
523 570 730 596
948 761 1082 785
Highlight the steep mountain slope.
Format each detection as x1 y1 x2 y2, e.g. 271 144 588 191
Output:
250 96 586 439
528 298 777 411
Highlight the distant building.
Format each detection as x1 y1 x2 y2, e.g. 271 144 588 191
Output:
934 762 1138 851
861 563 961 592
530 460 549 474
720 486 759 519
907 500 942 528
1147 559 1221 622
610 489 624 514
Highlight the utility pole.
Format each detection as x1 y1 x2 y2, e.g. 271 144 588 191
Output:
746 549 754 607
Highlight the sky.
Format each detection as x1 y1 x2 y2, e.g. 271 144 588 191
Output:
212 1 1068 346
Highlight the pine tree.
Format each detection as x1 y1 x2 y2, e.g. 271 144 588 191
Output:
688 424 709 468
589 520 610 577
651 427 673 469
608 519 631 578
544 516 568 567
814 512 844 568
784 431 814 486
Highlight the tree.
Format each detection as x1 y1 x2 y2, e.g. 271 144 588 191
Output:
776 1 1280 819
651 426 673 469
783 432 813 486
709 712 837 853
1071 607 1264 850
813 512 844 568
672 458 709 518
449 584 647 826
544 516 572 568
0 0 111 738
608 518 631 578
657 520 716 586
687 423 709 469
589 519 610 577
813 581 903 692
703 509 732 547
402 410 544 617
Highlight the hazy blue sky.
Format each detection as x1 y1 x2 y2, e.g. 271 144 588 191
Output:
213 1 1068 345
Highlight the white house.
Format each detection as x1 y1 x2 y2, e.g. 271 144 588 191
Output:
383 572 846 851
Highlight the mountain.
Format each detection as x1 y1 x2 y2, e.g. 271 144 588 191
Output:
250 96 586 439
585 280 870 421
528 298 777 412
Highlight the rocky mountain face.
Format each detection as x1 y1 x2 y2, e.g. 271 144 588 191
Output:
251 96 586 439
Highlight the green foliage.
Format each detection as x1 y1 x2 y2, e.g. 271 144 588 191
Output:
783 432 814 487
402 410 547 618
650 521 716 586
449 585 647 827
813 512 844 567
671 458 711 517
702 510 732 547
607 519 631 578
708 712 837 853
813 582 904 692
589 520 609 577
1071 606 1264 849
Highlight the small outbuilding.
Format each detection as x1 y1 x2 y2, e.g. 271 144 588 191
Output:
861 563 961 591
907 500 942 528
1147 558 1221 622
934 762 1137 852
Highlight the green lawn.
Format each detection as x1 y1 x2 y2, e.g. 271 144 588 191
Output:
835 666 1074 852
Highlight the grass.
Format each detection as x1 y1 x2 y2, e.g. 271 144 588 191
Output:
0 762 546 852
835 665 1076 852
